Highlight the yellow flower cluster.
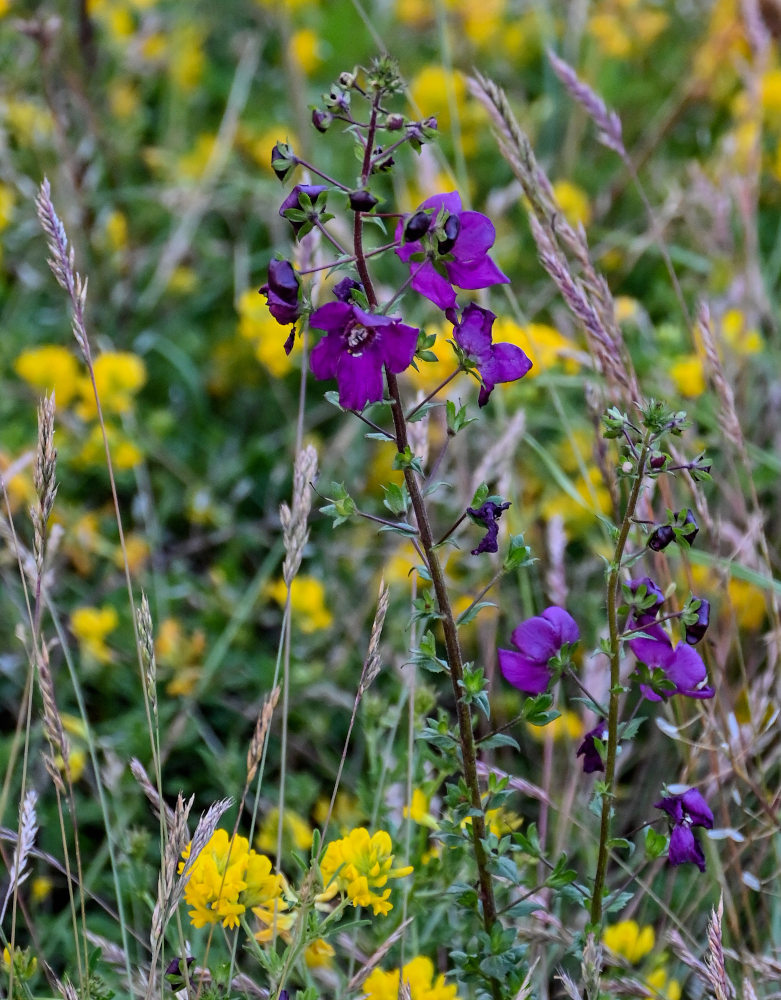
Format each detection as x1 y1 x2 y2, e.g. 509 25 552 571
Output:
603 919 655 963
237 288 302 377
363 955 460 1000
180 829 285 931
70 605 119 664
266 576 333 633
319 827 412 916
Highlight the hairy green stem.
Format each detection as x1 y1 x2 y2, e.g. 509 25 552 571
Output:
590 438 650 926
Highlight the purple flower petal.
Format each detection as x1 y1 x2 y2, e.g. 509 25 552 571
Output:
380 322 419 373
309 300 354 335
309 332 343 381
451 210 498 260
577 721 607 773
479 342 533 390
509 615 559 663
410 259 459 310
498 648 552 694
446 255 510 291
668 824 706 871
541 606 580 645
334 349 384 410
680 788 714 828
666 644 714 699
453 303 495 365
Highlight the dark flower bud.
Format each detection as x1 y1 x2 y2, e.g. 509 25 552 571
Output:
685 598 710 644
338 71 356 88
371 147 394 172
312 108 333 133
333 276 363 302
271 141 296 182
260 259 301 326
648 524 675 551
404 210 431 242
349 188 379 213
649 453 666 470
577 721 607 773
627 576 665 619
437 213 461 254
466 499 511 555
678 508 699 545
279 183 328 237
386 112 404 130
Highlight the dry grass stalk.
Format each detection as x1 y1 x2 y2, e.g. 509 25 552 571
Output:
556 969 584 1000
467 71 640 405
471 408 526 496
582 931 603 1000
281 443 318 586
31 393 57 577
345 915 414 991
36 641 69 773
406 394 430 469
247 685 280 784
129 757 176 830
150 792 194 956
545 513 568 609
359 578 390 696
35 178 90 362
547 49 625 155
0 789 39 923
705 897 737 1000
55 978 80 1000
697 303 744 451
177 796 233 887
513 960 538 1000
136 593 156 705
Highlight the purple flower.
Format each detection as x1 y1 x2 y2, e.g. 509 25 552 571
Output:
395 191 510 312
654 788 713 871
685 597 710 645
629 623 714 701
626 577 665 622
279 184 328 238
309 301 418 410
260 259 301 326
466 499 511 555
576 721 607 773
648 509 699 551
332 276 363 302
498 606 580 695
453 303 532 406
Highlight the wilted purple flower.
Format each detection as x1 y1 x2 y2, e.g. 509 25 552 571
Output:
453 303 532 406
260 259 301 326
498 606 580 694
466 499 511 555
577 720 607 773
685 598 710 645
309 301 418 410
654 788 713 872
332 276 363 302
648 509 699 551
395 191 510 312
629 623 714 701
279 184 328 238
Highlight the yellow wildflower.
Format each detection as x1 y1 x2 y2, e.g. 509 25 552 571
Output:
76 351 146 418
492 317 578 377
71 605 119 663
527 708 584 742
319 827 413 916
761 67 781 120
541 465 612 531
721 309 762 354
2 946 37 981
256 807 314 855
289 27 322 75
603 919 655 964
408 65 467 132
108 79 140 119
727 578 767 631
0 0 10 16
76 423 143 470
167 265 198 294
180 829 285 931
646 967 682 1000
266 576 332 633
237 287 301 377
15 344 81 408
363 955 460 1000
54 747 86 782
155 618 205 697
669 355 705 398
113 532 149 574
404 788 438 830
552 179 592 227
312 790 363 831
140 30 167 61
104 209 129 252
4 98 53 143
169 25 205 91
304 937 335 968
461 0 506 48
176 132 218 181
31 876 53 903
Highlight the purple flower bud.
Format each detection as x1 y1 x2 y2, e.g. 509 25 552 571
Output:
312 108 333 133
647 523 675 551
437 213 460 254
386 113 404 130
627 577 665 619
349 188 379 213
271 141 296 182
372 147 395 172
466 499 511 555
685 598 710 645
649 453 666 470
403 210 431 242
424 116 438 130
279 184 328 238
332 276 363 302
678 508 699 545
260 259 301 327
577 721 607 773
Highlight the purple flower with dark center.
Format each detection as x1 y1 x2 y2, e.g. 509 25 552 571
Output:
453 303 532 407
279 184 328 238
260 259 301 326
629 623 714 700
466 499 511 555
685 598 710 645
654 788 713 871
309 301 418 411
577 720 607 773
498 606 580 694
395 191 510 312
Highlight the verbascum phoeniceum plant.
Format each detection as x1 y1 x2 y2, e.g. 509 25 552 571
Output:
251 54 718 1000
